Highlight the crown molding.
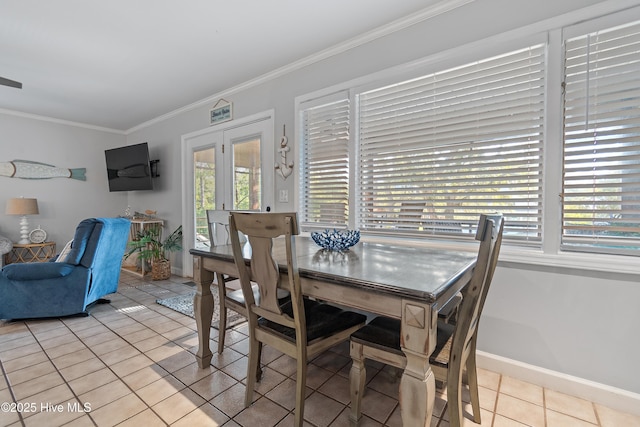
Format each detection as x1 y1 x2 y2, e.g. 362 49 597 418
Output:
0 108 125 135
126 0 475 134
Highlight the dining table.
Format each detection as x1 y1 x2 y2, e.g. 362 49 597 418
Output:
189 236 477 426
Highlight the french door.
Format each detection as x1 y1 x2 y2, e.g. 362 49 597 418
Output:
182 112 274 276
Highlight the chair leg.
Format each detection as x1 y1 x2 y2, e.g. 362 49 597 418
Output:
216 273 227 354
294 352 307 427
349 341 366 425
447 356 465 427
245 335 260 408
466 342 481 423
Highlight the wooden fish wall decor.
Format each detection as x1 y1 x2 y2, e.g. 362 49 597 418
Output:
0 160 86 181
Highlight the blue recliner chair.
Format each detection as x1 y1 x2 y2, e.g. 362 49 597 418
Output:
0 217 131 320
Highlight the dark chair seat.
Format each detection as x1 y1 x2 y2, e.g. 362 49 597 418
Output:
260 298 366 343
438 292 462 324
350 316 403 356
350 316 455 365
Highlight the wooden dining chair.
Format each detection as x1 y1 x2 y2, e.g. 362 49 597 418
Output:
349 213 504 427
229 211 367 427
206 209 239 353
206 209 289 354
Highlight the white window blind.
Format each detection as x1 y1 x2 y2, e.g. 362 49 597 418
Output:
358 45 545 244
562 20 640 255
299 95 350 228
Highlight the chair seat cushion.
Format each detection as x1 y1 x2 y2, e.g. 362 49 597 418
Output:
260 298 366 343
350 316 455 366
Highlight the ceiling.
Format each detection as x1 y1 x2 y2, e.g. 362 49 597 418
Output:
0 0 441 132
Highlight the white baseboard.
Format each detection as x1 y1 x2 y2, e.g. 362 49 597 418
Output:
477 351 640 416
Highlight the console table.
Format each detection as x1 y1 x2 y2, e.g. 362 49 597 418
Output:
4 241 57 264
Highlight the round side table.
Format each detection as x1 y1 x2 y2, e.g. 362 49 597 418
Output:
4 241 57 264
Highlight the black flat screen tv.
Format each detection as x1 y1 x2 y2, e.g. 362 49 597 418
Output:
105 142 154 192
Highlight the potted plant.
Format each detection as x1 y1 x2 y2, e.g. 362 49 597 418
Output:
126 224 182 280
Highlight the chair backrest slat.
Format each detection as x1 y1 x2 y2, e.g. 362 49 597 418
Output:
206 209 231 247
248 236 281 314
229 212 303 326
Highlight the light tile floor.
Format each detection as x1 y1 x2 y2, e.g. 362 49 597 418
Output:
1 274 639 427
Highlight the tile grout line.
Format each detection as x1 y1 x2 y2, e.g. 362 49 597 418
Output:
88 290 192 426
593 399 602 427
103 281 284 426
24 320 98 426
542 385 547 427
34 291 180 426
116 283 236 425
132 279 299 425
0 358 26 427
114 282 227 422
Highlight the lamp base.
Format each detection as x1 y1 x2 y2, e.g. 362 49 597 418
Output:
18 215 30 244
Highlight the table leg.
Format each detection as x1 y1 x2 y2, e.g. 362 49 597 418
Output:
192 256 215 368
400 300 437 427
400 353 436 426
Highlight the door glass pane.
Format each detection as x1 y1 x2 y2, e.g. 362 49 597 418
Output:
194 148 215 248
233 138 261 210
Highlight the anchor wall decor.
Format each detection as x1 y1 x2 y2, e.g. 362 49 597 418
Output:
275 125 294 180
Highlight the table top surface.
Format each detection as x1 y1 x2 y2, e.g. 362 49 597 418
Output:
191 236 477 303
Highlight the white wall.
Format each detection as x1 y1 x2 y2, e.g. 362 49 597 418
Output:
0 112 127 245
484 264 640 394
125 0 640 397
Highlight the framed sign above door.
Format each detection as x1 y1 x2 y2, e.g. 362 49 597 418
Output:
210 99 233 125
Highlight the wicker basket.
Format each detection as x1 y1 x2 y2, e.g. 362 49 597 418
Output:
151 259 171 280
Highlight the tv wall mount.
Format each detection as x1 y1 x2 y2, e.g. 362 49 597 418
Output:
150 159 160 177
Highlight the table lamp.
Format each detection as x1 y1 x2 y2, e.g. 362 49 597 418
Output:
5 197 39 244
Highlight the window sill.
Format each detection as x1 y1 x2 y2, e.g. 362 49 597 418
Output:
500 249 639 276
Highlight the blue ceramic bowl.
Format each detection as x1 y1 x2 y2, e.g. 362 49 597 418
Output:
311 229 360 251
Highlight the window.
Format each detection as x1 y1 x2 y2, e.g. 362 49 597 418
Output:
193 148 215 248
358 45 545 245
299 93 350 229
232 137 261 210
562 19 640 255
